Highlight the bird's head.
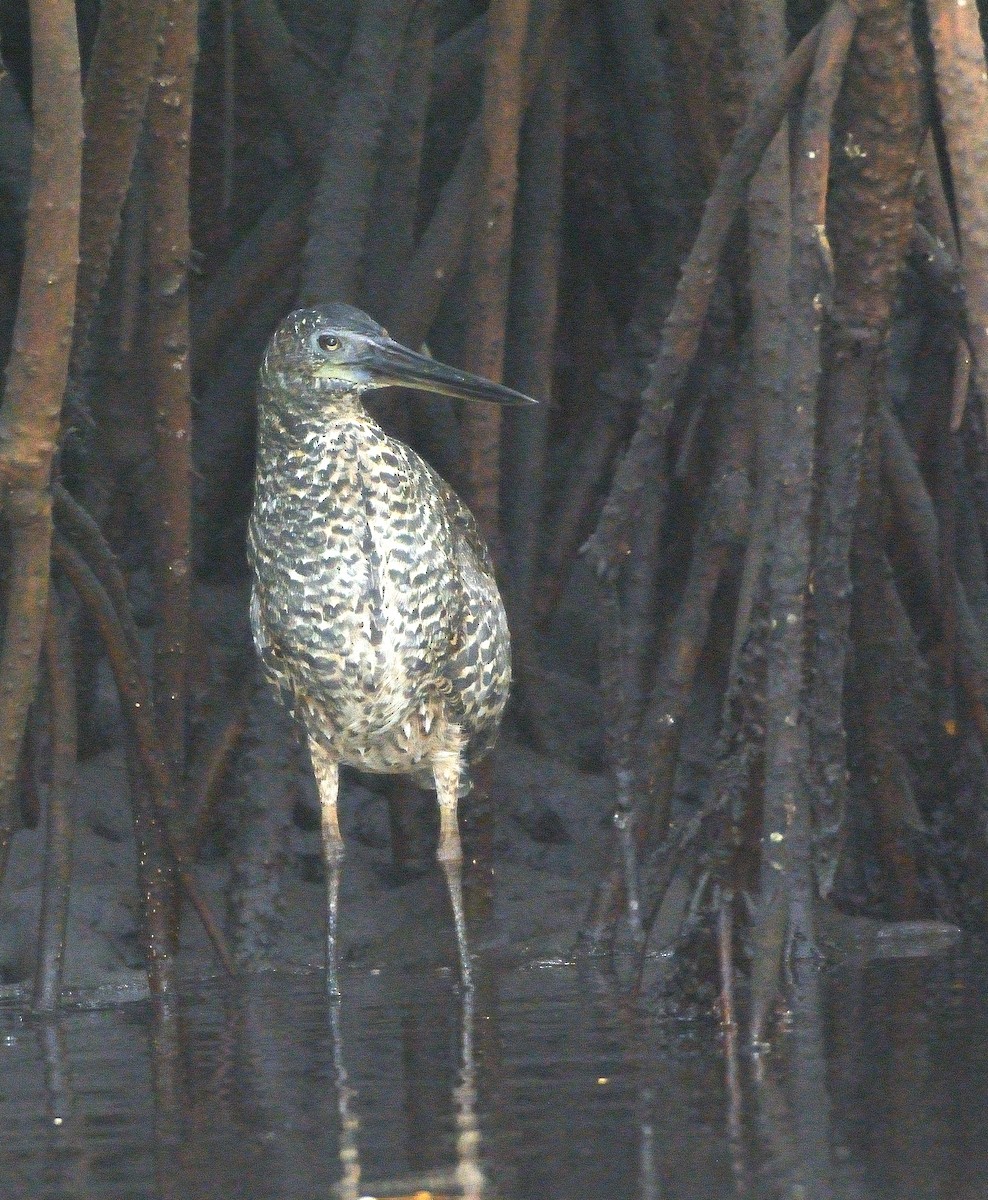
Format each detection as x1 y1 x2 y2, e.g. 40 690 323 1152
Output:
259 303 537 423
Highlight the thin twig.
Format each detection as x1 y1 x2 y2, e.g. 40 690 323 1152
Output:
53 484 140 656
716 890 737 1030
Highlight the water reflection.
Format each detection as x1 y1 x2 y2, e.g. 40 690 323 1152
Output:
36 1021 90 1199
3 943 988 1199
339 975 485 1200
749 961 870 1200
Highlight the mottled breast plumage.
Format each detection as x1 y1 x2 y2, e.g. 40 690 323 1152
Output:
248 393 510 783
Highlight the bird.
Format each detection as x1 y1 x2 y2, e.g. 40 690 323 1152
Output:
247 302 537 994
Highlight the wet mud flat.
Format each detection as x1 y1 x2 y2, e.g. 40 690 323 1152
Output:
0 716 611 994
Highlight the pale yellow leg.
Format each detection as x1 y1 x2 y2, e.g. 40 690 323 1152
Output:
309 736 343 997
432 727 473 990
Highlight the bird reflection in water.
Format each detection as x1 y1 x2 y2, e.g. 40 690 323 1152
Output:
330 984 484 1200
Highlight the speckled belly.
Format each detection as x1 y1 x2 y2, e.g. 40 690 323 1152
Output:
248 411 509 782
303 691 447 777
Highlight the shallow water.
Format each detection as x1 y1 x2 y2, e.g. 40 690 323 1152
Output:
2 942 987 1200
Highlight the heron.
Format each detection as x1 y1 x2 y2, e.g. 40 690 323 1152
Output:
247 303 536 993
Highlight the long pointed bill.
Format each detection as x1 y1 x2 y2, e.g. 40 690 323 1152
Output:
362 338 538 406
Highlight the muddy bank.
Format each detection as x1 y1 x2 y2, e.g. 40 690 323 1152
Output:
0 724 613 998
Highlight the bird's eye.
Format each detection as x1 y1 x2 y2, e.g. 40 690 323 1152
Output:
318 334 341 353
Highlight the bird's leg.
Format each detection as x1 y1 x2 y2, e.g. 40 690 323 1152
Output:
432 728 473 991
309 737 344 997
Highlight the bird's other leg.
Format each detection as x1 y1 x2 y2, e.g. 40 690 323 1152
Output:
309 736 343 997
432 727 473 991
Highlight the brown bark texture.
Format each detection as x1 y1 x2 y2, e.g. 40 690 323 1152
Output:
145 0 199 771
0 0 82 867
73 0 163 361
